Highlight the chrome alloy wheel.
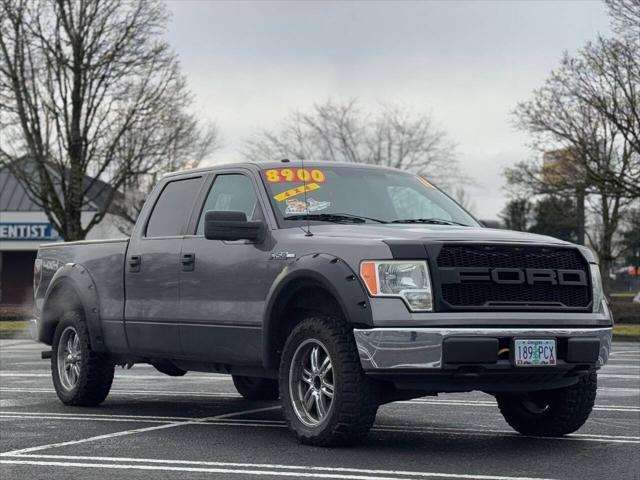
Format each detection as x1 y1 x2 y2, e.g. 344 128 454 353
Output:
289 339 335 427
57 326 82 391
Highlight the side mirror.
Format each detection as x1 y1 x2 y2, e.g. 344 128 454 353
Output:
204 211 265 242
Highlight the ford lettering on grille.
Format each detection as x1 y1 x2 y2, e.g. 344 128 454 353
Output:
440 268 588 286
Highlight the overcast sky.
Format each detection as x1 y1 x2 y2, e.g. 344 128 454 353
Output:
164 0 610 219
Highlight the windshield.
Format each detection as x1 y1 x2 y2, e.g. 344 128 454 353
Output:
261 166 479 227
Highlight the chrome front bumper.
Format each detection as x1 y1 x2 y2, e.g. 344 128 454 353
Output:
353 327 613 370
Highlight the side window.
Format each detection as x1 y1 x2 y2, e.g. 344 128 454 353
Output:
196 174 261 235
146 177 203 237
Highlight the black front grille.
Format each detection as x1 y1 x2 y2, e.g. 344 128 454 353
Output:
437 245 585 270
436 245 591 311
440 283 590 308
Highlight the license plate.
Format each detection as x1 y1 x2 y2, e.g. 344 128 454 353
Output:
514 339 557 367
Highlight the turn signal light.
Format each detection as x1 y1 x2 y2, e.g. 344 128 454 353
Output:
360 262 378 295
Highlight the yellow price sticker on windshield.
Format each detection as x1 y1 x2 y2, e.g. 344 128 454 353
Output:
264 168 327 183
274 182 320 202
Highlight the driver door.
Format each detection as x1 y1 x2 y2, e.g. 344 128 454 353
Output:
178 170 275 365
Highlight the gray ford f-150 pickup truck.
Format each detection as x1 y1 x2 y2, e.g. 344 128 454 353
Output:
32 161 612 446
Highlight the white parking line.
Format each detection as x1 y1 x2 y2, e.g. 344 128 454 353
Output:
2 387 638 411
0 372 232 381
0 387 242 398
0 457 561 480
0 411 193 421
1 412 638 445
373 424 640 444
598 387 640 392
0 405 280 456
399 399 640 412
0 414 169 424
598 373 640 379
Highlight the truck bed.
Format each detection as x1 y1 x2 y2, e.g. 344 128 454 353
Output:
34 238 129 347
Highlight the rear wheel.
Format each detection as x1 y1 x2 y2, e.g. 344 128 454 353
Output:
496 372 597 436
51 311 114 406
232 375 279 401
279 316 379 446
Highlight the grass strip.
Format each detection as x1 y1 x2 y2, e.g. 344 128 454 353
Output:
0 320 30 333
613 324 640 340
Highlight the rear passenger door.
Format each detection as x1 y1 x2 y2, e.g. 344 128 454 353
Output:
179 170 275 365
124 174 204 356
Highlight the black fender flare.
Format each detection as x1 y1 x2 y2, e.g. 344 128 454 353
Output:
40 263 106 352
262 253 372 369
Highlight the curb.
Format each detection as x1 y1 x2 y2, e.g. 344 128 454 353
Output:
612 334 640 342
0 332 32 340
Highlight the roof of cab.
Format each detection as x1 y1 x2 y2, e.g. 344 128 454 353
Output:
162 160 407 179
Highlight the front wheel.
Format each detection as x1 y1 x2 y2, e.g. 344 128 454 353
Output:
279 316 379 446
496 372 597 437
51 311 115 406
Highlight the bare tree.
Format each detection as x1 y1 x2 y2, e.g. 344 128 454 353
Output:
452 186 476 215
606 0 640 35
504 0 640 289
556 0 640 197
242 99 458 186
109 106 219 234
0 0 218 240
507 52 636 288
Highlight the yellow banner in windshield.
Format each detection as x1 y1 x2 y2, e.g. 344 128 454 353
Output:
274 182 321 202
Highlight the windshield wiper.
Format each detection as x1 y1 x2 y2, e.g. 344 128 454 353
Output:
331 213 387 223
391 218 469 226
284 213 386 224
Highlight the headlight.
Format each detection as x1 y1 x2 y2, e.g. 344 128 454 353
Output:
590 264 604 313
360 261 433 312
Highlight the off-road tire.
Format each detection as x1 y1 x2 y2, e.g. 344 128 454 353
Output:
279 316 379 447
232 375 279 401
51 311 115 406
496 372 597 436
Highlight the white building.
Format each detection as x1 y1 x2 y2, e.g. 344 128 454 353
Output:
0 166 125 305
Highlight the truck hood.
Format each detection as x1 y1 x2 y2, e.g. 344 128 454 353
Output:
305 224 571 245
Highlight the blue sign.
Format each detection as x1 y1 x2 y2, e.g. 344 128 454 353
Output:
0 223 59 241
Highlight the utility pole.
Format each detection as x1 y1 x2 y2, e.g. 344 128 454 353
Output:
576 187 585 245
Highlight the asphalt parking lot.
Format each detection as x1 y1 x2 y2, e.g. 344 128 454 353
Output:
0 339 638 480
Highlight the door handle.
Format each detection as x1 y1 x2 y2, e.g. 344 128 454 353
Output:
181 253 195 272
129 255 141 272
